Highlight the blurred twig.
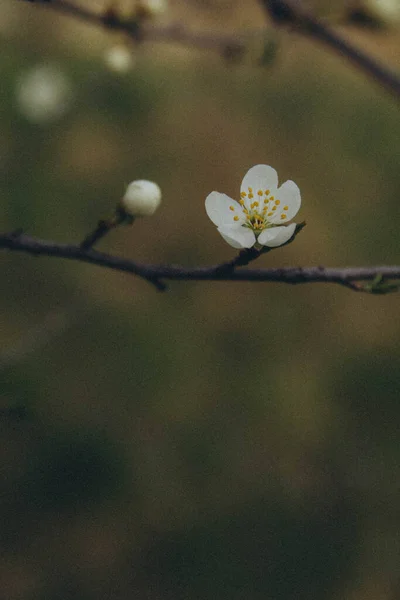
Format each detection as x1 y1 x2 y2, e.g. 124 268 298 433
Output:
259 0 400 99
1 231 399 294
19 0 400 99
19 0 247 61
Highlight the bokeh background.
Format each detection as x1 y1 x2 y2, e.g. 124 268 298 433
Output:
1 1 400 599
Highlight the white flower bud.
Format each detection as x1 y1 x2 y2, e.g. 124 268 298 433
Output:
121 180 162 217
104 45 136 74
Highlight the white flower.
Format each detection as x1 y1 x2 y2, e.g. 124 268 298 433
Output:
121 180 162 217
205 164 301 249
16 64 73 124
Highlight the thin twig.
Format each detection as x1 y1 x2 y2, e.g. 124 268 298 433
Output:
1 231 399 293
19 0 248 60
19 0 400 99
80 209 129 250
80 219 117 250
259 0 400 99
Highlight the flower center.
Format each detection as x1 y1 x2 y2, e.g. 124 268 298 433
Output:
229 187 289 232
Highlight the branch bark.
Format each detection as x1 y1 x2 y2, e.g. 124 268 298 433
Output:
1 231 399 294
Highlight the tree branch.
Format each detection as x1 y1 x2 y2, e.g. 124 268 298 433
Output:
1 231 399 294
80 209 129 250
258 0 400 99
18 0 247 61
19 0 400 99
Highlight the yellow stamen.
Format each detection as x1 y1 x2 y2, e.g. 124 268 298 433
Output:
248 193 254 199
281 214 287 219
267 211 273 216
241 191 247 198
265 189 270 195
283 205 288 210
257 190 263 196
275 199 280 205
234 216 239 221
248 187 253 193
229 206 235 211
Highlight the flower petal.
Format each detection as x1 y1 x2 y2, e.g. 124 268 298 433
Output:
217 225 256 249
240 165 278 198
257 223 296 247
268 180 301 224
205 191 244 227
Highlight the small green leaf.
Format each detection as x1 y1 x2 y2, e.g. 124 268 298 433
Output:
362 274 400 294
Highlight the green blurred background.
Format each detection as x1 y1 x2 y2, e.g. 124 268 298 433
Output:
1 1 400 599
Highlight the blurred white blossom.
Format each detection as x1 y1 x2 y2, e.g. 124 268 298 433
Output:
137 0 169 18
205 164 301 249
104 45 136 74
121 180 162 217
15 64 73 124
359 0 400 23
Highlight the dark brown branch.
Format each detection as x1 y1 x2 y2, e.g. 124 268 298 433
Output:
80 219 118 250
1 231 399 294
259 0 400 99
80 209 129 250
